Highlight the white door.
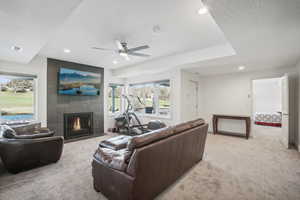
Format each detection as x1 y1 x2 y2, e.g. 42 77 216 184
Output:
185 80 199 120
281 74 289 148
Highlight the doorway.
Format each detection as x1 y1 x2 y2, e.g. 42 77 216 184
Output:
252 77 282 139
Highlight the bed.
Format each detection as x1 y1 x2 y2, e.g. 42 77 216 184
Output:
254 112 282 127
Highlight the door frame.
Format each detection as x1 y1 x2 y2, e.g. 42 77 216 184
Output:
250 76 283 137
189 80 200 118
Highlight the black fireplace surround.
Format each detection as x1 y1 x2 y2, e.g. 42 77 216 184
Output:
64 112 93 140
47 58 104 140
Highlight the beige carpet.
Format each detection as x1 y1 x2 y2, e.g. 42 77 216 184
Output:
1 127 300 200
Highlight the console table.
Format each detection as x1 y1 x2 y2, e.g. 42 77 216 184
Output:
212 114 251 139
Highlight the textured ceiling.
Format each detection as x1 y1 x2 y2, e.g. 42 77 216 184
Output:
185 0 300 76
40 0 230 69
0 0 82 63
0 0 299 77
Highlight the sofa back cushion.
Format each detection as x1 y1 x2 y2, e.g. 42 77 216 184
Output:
127 118 205 151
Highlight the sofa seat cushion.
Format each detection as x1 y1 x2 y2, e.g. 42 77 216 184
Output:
127 118 205 151
93 147 132 171
100 135 132 150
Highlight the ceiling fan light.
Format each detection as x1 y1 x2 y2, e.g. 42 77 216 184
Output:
119 52 127 57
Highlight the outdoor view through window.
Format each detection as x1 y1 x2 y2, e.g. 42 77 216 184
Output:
0 75 35 123
108 84 123 113
129 80 170 116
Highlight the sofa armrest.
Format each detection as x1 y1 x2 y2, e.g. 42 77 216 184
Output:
92 158 134 200
93 147 132 171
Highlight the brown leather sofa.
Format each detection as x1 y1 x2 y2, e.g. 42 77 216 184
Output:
92 118 208 200
0 125 64 173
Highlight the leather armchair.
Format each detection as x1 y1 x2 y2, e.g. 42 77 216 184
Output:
0 125 64 173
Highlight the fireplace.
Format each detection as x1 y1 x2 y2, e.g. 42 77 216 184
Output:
64 112 93 140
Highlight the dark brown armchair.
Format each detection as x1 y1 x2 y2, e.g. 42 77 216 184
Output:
0 125 64 173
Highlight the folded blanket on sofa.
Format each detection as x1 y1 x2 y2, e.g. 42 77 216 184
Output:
93 147 132 171
99 135 132 150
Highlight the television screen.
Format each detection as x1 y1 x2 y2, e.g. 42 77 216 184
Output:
58 68 101 96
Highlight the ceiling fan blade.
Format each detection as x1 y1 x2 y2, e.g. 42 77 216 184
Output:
115 40 124 51
127 52 151 57
92 47 114 51
127 45 149 52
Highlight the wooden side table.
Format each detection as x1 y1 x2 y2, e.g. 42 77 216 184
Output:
212 114 251 139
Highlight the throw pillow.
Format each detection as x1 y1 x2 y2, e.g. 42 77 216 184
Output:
0 125 17 139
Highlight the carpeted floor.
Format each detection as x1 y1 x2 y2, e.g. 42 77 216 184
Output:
1 127 300 200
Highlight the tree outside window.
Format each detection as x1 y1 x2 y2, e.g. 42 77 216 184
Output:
158 81 170 116
129 80 170 117
129 83 156 114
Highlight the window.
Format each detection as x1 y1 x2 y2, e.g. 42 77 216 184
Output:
108 84 123 113
129 80 171 117
0 74 36 123
158 81 171 116
129 83 156 114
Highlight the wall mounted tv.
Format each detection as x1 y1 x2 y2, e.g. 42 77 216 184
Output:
58 68 101 96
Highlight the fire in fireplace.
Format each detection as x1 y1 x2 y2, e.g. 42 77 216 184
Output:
73 117 81 130
64 112 93 140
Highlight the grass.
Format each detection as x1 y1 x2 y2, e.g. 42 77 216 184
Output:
0 91 33 114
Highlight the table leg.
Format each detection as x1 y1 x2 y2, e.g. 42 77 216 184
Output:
212 116 218 134
245 118 251 139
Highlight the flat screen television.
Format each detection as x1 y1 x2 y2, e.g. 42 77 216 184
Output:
58 68 101 96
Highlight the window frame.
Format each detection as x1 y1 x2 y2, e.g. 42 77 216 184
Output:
0 72 37 124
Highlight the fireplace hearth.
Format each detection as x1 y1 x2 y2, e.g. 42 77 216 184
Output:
64 112 93 140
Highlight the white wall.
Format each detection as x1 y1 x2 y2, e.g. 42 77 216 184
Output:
199 67 298 141
252 78 282 115
0 56 47 126
103 68 125 132
181 70 202 122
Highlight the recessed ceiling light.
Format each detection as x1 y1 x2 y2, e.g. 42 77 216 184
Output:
198 6 208 15
63 48 71 53
11 45 23 52
238 66 246 71
113 60 118 64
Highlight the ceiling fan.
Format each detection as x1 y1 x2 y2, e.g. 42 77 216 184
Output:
92 40 150 61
